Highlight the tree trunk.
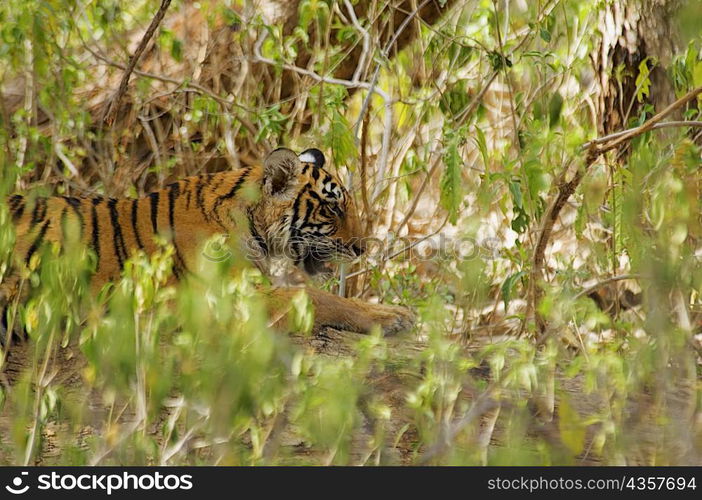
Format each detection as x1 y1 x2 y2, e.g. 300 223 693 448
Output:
592 0 680 137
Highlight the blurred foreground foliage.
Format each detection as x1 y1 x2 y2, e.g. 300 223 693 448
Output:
1 0 701 465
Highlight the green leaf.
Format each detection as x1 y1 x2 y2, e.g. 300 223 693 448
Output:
440 126 465 224
501 271 527 311
693 60 702 90
170 37 182 62
509 180 523 209
574 201 586 239
509 180 530 233
439 80 469 118
223 8 241 26
523 160 550 213
473 125 489 170
324 110 355 168
448 42 474 67
488 51 512 71
635 58 651 103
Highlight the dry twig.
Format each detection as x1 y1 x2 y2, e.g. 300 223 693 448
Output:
101 0 173 125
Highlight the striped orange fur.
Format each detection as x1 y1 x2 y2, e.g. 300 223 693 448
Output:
1 148 414 344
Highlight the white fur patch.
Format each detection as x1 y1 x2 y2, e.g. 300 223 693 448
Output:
298 152 317 164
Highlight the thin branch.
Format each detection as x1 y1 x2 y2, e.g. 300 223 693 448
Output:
595 86 702 155
53 142 80 177
359 105 372 227
253 31 390 98
573 274 644 301
102 0 172 125
343 0 371 84
582 120 702 150
15 37 33 175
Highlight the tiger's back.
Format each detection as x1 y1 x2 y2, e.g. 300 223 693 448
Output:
7 168 256 289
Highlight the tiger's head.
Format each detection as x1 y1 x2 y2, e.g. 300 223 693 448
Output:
252 147 365 275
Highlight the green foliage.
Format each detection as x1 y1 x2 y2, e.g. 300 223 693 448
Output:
324 109 356 168
440 124 466 225
1 0 702 467
254 104 288 143
501 271 527 311
509 179 529 233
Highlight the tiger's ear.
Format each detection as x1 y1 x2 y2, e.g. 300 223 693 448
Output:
263 148 302 197
298 148 325 168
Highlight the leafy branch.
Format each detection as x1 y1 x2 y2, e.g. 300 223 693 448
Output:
528 85 702 334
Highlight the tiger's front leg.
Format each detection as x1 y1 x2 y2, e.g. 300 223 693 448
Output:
265 287 415 336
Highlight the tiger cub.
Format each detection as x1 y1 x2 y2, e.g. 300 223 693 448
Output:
1 148 414 344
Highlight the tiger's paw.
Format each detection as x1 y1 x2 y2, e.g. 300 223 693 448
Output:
369 303 416 336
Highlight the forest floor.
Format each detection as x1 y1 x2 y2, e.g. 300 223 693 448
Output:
0 326 637 466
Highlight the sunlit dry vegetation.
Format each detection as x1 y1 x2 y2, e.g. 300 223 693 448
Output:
1 0 702 465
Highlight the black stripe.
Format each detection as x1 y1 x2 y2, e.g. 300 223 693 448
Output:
9 195 25 222
0 301 14 344
108 199 128 270
25 220 50 265
62 196 84 237
1 303 9 341
149 192 160 233
247 210 268 257
210 174 227 195
289 189 306 261
218 167 251 201
8 194 22 211
31 197 47 225
211 168 251 227
307 189 326 204
167 182 180 228
304 199 314 222
59 206 69 234
182 178 192 210
204 174 228 226
290 189 305 232
167 182 185 278
195 179 208 221
91 199 101 267
131 198 145 250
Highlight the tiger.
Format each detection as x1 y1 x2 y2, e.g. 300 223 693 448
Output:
1 147 414 348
